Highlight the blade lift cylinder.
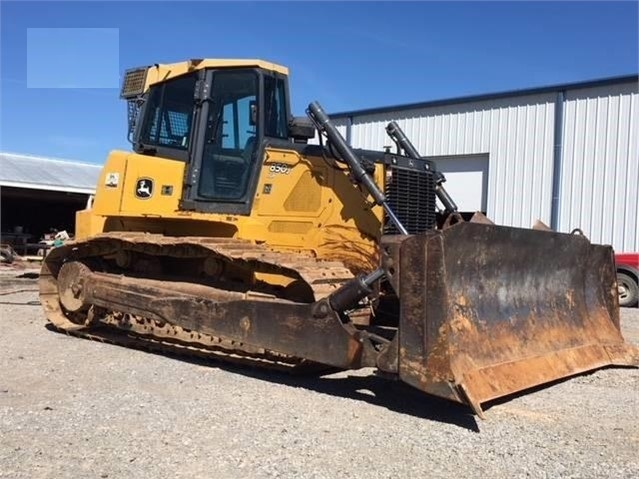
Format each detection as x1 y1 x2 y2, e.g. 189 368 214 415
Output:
306 101 407 310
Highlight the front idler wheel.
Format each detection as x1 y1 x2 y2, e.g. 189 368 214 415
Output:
57 261 93 315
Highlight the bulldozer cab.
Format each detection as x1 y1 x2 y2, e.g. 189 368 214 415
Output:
125 65 295 215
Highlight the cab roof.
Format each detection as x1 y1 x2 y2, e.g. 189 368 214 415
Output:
146 58 289 85
120 59 289 99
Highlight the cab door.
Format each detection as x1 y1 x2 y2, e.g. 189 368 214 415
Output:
182 69 263 216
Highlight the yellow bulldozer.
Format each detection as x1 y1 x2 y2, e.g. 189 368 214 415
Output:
40 59 638 417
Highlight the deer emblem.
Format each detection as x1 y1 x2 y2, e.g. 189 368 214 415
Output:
135 178 153 199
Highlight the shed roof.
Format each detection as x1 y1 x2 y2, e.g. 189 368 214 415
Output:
330 74 639 119
0 152 101 195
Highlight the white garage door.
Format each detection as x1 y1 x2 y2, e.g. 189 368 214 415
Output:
431 154 489 213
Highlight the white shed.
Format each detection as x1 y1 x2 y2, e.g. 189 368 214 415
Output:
326 75 639 253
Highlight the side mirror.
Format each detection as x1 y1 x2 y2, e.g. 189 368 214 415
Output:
249 100 257 126
288 116 315 143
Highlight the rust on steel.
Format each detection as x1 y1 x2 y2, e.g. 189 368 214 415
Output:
74 267 368 368
396 222 639 417
39 227 639 417
39 232 373 372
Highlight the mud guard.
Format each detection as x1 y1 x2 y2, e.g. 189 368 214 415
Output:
397 222 639 417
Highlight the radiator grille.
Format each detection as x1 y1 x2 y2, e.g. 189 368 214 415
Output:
384 166 437 234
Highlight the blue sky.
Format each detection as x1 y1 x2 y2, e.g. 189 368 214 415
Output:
1 1 637 164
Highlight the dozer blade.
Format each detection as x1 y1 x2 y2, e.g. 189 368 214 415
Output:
397 222 639 417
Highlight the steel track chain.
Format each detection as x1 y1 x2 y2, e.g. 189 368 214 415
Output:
40 232 359 370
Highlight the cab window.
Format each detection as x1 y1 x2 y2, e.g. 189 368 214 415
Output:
198 70 258 201
264 75 288 139
139 73 196 150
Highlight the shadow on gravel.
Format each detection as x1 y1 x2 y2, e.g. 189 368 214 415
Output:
17 272 40 279
43 323 479 431
249 370 480 432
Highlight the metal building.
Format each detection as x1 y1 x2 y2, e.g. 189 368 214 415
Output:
326 75 638 253
0 152 101 254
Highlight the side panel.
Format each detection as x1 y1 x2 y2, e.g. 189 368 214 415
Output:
119 155 186 214
76 148 384 272
254 147 383 273
92 150 129 216
75 209 106 240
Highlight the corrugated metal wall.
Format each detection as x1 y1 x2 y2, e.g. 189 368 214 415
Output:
349 94 557 229
310 119 349 145
559 83 639 251
330 79 638 252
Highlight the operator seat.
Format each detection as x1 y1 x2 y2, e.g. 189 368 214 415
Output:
242 135 256 163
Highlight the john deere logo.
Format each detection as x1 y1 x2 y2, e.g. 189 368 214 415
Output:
135 178 153 199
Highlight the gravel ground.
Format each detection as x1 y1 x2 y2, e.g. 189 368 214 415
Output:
1 273 638 479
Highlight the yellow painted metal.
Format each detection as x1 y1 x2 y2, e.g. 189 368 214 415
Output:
92 151 128 216
75 209 106 240
132 59 289 94
81 146 383 274
86 58 383 273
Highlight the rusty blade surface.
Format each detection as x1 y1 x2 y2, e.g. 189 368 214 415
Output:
398 222 639 417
